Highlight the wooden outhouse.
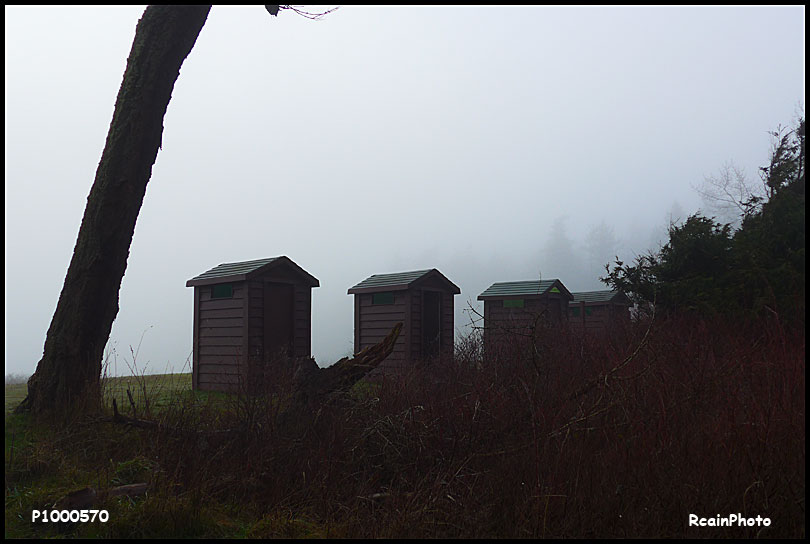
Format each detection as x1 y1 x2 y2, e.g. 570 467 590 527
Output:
186 256 319 392
347 269 460 369
477 279 573 353
568 290 631 333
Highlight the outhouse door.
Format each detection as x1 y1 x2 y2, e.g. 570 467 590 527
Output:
264 282 294 358
422 290 442 359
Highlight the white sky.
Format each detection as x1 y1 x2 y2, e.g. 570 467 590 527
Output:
5 5 805 376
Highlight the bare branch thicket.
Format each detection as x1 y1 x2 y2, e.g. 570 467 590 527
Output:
463 299 549 339
564 304 655 403
693 161 766 226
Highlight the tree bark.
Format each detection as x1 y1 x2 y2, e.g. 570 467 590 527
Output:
17 6 212 418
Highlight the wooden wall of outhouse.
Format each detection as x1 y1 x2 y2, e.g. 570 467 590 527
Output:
347 269 460 369
186 256 319 392
568 290 631 333
477 279 573 354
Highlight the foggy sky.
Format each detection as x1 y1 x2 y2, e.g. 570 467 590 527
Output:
5 5 805 377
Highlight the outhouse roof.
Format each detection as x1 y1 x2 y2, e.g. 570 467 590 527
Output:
569 290 629 304
348 269 460 295
186 256 319 287
477 279 572 301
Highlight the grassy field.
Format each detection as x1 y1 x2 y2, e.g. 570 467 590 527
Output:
5 373 194 416
100 372 193 415
4 383 27 414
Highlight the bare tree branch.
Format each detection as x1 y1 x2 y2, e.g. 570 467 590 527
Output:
693 160 766 226
274 5 340 20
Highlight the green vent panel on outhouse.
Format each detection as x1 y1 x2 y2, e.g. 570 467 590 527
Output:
372 292 395 305
503 299 525 308
211 283 233 299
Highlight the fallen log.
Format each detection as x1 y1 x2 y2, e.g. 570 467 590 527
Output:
272 322 403 433
111 398 159 429
296 321 403 399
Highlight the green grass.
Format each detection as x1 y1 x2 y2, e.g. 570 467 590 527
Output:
5 373 195 416
100 372 193 417
3 372 242 539
3 371 331 538
5 383 27 414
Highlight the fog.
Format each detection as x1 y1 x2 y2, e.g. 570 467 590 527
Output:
5 6 805 376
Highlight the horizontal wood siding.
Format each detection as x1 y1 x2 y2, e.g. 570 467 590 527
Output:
358 293 407 362
199 336 243 346
483 295 568 354
197 283 246 377
486 298 541 336
198 346 242 356
197 361 245 375
568 302 630 334
197 370 244 392
483 299 533 358
201 317 243 328
196 308 243 319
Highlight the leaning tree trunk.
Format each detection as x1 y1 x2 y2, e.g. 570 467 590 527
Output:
16 6 212 418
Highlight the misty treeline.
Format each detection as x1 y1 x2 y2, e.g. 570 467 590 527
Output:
603 117 805 324
534 208 683 295
5 374 29 385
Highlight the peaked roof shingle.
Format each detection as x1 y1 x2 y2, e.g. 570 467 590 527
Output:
348 269 460 294
477 279 572 300
186 256 319 287
569 290 628 304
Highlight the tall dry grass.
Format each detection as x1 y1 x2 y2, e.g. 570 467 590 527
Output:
131 313 804 537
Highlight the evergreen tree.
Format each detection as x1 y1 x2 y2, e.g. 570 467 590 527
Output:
603 118 804 324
